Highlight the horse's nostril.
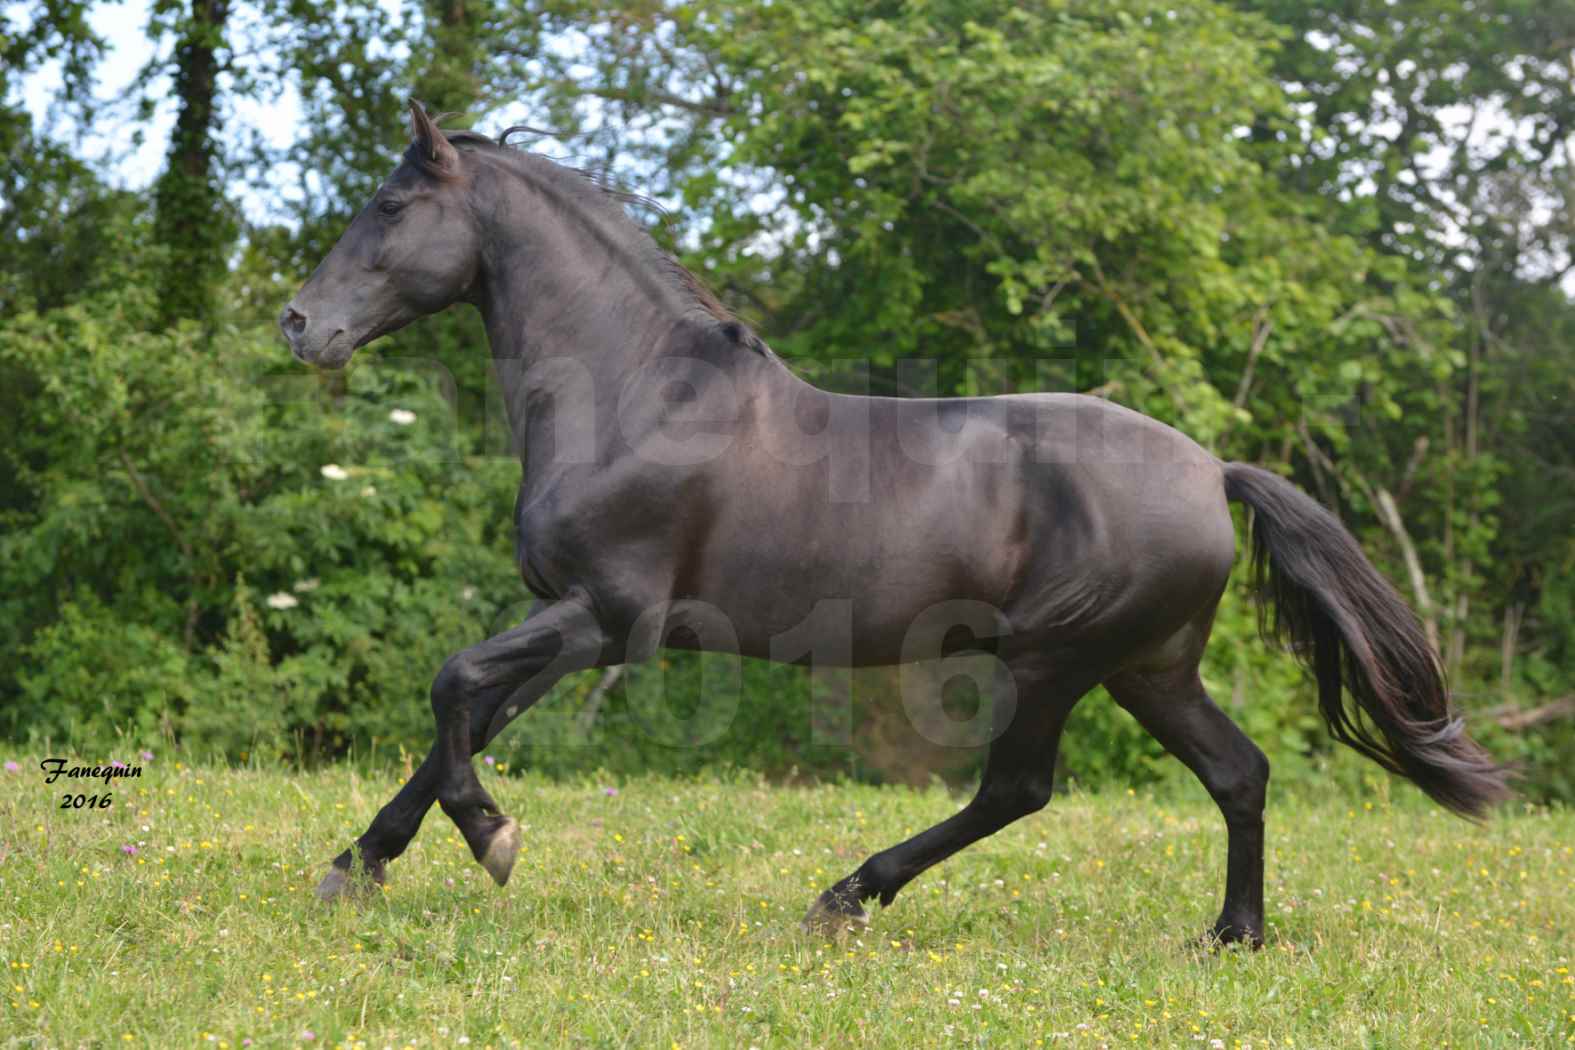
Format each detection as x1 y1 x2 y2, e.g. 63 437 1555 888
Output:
281 305 308 337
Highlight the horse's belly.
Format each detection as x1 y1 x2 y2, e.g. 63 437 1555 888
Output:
677 485 1025 665
663 586 1009 667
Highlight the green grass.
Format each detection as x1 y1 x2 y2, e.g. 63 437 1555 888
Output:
2 758 1570 1049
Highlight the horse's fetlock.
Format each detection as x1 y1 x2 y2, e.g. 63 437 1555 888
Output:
856 859 897 902
436 782 483 819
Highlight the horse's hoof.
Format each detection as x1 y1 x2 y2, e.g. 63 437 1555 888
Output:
480 816 522 887
801 888 870 935
315 866 350 902
316 865 375 903
1205 919 1264 951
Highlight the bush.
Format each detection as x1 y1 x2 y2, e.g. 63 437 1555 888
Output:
0 287 519 761
1 286 1558 804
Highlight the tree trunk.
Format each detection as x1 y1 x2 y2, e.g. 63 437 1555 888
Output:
151 0 234 329
1500 602 1523 702
1371 486 1441 654
414 0 485 115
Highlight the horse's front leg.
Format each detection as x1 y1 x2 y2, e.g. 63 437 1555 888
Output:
317 597 607 900
432 597 610 885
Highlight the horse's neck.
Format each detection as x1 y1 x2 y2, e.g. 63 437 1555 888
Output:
469 178 801 475
477 249 742 476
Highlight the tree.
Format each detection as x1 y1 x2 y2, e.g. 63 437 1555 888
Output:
147 0 238 328
1240 0 1575 704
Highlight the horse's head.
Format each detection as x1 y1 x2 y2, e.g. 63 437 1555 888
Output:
280 101 482 368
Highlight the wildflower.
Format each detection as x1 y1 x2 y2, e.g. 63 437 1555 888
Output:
360 485 377 498
121 844 138 856
266 593 299 611
4 761 18 773
139 750 154 762
389 408 417 425
293 578 320 593
461 586 477 601
320 464 349 481
111 760 127 770
483 755 496 766
604 786 619 797
301 1032 315 1042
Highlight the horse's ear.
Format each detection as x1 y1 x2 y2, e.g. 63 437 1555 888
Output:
408 98 458 171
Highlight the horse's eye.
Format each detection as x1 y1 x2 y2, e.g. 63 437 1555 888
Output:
378 200 404 217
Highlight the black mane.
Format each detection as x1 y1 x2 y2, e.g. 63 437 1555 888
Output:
401 122 762 352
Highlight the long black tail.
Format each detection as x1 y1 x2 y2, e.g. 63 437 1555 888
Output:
1223 462 1510 818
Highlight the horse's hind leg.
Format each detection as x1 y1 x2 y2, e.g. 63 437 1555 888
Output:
318 696 504 899
1103 663 1270 946
317 745 441 899
317 598 606 901
803 660 1098 931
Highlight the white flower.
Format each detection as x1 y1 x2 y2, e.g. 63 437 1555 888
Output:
266 592 299 610
320 464 349 481
461 586 477 601
388 408 417 426
360 485 377 498
292 578 320 593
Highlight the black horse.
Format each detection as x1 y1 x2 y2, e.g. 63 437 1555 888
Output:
281 103 1507 946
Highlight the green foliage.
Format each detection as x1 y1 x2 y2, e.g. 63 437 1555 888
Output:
3 0 1570 798
14 593 194 747
490 657 855 783
0 122 144 317
0 283 524 761
147 0 240 328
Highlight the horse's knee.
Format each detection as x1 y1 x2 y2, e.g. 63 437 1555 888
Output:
432 651 487 713
1210 745 1269 824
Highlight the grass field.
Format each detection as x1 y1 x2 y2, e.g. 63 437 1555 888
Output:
2 757 1570 1049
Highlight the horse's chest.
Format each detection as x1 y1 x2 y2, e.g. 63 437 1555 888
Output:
512 483 590 599
512 475 679 603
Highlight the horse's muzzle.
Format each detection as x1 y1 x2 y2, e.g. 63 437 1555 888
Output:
280 302 351 368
